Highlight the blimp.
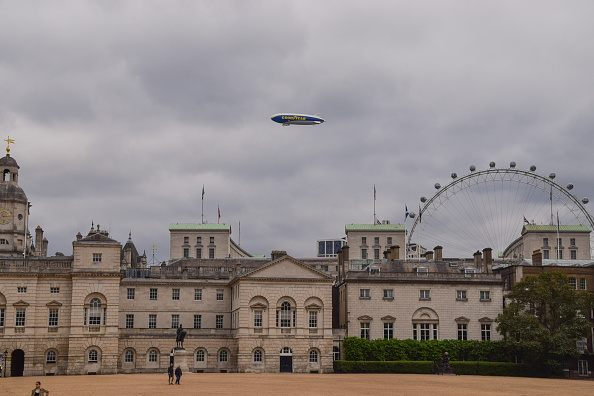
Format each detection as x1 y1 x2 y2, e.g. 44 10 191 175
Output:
271 113 325 126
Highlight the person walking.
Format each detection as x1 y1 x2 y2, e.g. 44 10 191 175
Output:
175 365 182 385
31 381 50 395
168 362 174 385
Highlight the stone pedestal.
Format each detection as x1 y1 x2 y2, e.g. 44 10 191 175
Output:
174 348 190 373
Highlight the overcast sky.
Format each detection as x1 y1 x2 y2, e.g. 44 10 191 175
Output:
1 1 593 261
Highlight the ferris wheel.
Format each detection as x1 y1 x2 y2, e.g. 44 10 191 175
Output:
407 162 593 259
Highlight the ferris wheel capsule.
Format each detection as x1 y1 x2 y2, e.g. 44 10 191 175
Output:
530 165 536 172
510 162 516 168
451 173 457 179
583 198 589 204
434 183 441 190
549 173 556 179
469 165 476 172
420 196 427 203
567 184 574 190
489 162 496 168
409 212 416 218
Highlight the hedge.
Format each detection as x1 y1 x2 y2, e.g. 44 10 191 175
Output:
449 361 543 377
333 360 434 374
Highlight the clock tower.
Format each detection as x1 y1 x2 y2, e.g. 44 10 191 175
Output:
0 140 30 256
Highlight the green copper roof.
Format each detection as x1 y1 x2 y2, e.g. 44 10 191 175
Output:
169 223 231 231
524 225 591 232
345 224 405 231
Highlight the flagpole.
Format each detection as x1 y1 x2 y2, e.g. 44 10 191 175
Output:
550 186 553 226
201 185 205 224
556 211 560 261
373 185 376 225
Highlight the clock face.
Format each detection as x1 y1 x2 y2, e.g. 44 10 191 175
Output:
0 209 12 224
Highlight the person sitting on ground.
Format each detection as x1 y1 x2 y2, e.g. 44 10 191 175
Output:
31 381 50 396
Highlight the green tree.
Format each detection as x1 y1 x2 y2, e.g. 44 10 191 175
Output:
496 271 593 374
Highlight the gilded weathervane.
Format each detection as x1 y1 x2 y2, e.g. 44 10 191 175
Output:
5 136 14 154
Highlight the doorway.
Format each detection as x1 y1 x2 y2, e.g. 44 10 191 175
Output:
279 347 293 373
11 349 25 377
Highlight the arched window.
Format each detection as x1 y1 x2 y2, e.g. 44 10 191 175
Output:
280 302 291 327
88 349 98 363
309 350 318 363
219 350 228 362
148 350 158 362
89 298 101 325
253 350 262 362
124 350 134 363
46 350 56 364
196 350 205 362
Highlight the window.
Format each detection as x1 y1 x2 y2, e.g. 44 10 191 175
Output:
416 267 428 276
149 314 157 329
197 236 202 243
580 278 586 290
171 314 179 329
183 236 189 244
384 322 393 339
374 249 380 259
457 290 467 300
543 250 550 259
92 253 102 262
361 249 368 259
89 298 101 325
543 238 549 246
192 314 201 329
309 311 318 328
196 350 205 362
219 350 228 362
194 289 202 301
48 309 59 327
578 360 588 376
458 324 468 340
309 350 318 363
126 314 134 329
209 248 215 259
172 289 180 300
127 288 135 300
280 302 291 327
149 350 158 362
383 289 393 299
210 237 215 244
216 289 224 301
46 350 57 364
481 324 491 341
216 315 224 329
17 287 27 293
557 238 562 247
88 350 98 363
150 288 158 300
570 238 576 246
360 322 370 339
254 350 263 362
570 250 577 260
569 277 577 290
360 289 370 298
480 291 491 301
50 287 60 294
387 237 392 245
125 350 134 363
558 250 563 259
361 237 367 245
0 238 7 244
254 310 263 327
183 248 189 258
374 237 380 245
419 323 431 340
419 290 430 300
196 248 202 258
413 323 437 340
0 308 4 327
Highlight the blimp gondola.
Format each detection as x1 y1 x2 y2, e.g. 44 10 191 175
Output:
271 113 325 126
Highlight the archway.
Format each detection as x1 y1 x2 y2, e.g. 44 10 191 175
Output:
11 349 24 377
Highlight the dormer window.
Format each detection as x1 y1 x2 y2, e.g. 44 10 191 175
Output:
416 267 428 276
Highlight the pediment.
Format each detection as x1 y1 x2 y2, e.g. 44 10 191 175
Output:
80 233 117 243
240 256 333 280
381 315 396 321
358 315 373 321
13 300 29 307
479 317 493 323
455 316 470 323
250 302 268 310
305 303 322 310
46 300 63 307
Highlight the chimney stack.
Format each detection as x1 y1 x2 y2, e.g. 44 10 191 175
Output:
532 249 543 266
271 250 287 261
474 251 482 269
483 248 493 273
434 246 443 261
426 251 434 261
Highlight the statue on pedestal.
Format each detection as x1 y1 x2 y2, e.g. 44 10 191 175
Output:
176 324 187 349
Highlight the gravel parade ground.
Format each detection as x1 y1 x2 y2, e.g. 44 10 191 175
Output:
1 373 593 396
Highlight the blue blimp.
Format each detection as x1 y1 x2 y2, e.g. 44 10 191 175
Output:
271 113 325 126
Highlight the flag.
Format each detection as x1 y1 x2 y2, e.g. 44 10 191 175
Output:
419 205 422 223
218 206 221 219
202 185 205 199
376 219 381 225
523 216 529 225
405 204 409 221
